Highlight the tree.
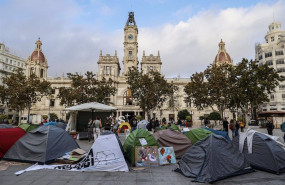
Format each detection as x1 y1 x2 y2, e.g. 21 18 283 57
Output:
184 59 281 125
227 59 281 124
57 71 117 106
0 69 51 124
208 111 221 125
178 109 190 120
127 68 176 120
49 113 58 121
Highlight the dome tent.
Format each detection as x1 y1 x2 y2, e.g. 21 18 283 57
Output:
4 126 79 164
154 129 192 158
232 129 285 174
18 123 39 132
184 128 213 144
0 128 25 158
175 134 253 183
123 129 158 166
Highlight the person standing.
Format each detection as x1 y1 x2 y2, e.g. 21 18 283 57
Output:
93 116 102 141
229 119 236 138
104 116 112 131
87 118 94 142
266 118 274 135
280 121 285 142
130 115 137 131
223 118 229 134
234 119 239 137
239 121 245 132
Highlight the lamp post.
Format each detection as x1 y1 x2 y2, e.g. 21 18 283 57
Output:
190 110 194 127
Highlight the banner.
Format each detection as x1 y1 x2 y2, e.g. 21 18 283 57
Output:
15 134 128 175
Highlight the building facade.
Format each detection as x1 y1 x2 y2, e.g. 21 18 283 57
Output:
0 42 26 118
255 22 285 112
25 12 234 125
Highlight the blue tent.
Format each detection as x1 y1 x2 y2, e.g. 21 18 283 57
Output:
203 127 231 141
44 122 57 126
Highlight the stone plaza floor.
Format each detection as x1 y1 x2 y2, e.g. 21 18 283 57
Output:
0 126 285 185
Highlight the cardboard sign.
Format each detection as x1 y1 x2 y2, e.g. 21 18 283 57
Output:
158 147 176 165
135 146 159 167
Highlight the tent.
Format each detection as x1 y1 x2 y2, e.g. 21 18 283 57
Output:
15 133 128 175
4 126 79 164
65 102 117 132
170 124 180 132
175 134 253 183
137 120 148 130
43 122 66 130
0 124 13 129
0 127 25 158
154 129 192 158
18 123 39 132
203 127 231 141
55 122 66 130
232 129 285 174
185 128 213 144
123 129 159 166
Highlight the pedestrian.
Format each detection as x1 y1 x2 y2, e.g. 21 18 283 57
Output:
204 118 210 128
280 121 285 142
223 118 229 134
155 118 159 128
239 121 245 132
229 119 236 138
104 116 112 131
130 115 137 131
87 118 93 142
177 118 182 126
234 119 239 137
93 116 102 141
266 118 274 135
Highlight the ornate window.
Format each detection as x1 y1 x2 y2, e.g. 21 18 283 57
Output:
123 89 133 105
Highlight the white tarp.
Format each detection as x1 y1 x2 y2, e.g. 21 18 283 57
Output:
65 102 117 112
15 134 129 175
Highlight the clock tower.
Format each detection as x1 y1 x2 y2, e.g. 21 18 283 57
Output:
122 12 139 75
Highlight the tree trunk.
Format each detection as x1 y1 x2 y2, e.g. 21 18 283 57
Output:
18 110 22 126
27 104 31 124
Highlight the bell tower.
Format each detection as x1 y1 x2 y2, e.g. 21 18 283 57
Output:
122 12 139 75
26 38 48 80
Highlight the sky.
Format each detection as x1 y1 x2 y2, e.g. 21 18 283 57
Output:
0 0 284 78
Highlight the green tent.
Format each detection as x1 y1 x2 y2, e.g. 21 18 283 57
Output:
170 124 180 132
18 123 39 132
161 125 168 130
185 128 214 144
123 129 159 166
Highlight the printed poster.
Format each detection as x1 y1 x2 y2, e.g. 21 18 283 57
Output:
135 146 159 167
158 147 176 165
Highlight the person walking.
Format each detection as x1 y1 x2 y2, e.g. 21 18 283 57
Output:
234 119 239 137
281 121 285 142
229 119 236 139
93 116 102 141
239 121 245 132
266 118 274 135
87 118 94 142
104 116 112 131
223 118 229 134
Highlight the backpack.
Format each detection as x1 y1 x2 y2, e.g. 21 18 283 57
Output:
229 123 233 130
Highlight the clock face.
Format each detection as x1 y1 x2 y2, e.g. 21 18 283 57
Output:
128 34 133 40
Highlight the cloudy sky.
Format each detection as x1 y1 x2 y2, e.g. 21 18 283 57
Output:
0 0 284 78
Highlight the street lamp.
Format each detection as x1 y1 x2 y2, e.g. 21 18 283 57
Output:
190 110 194 127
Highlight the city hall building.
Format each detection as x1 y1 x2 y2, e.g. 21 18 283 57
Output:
17 12 239 124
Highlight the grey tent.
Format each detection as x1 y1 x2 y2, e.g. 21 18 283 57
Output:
137 120 148 130
154 129 192 158
4 126 79 164
0 124 13 129
232 129 285 174
175 134 253 183
55 122 66 130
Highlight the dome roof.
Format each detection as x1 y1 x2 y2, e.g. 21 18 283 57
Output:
29 38 46 64
213 40 233 66
30 50 46 63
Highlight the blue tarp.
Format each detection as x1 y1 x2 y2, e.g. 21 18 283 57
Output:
43 122 57 126
203 127 231 141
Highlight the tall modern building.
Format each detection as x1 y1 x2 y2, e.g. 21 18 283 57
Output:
0 42 26 118
255 22 285 112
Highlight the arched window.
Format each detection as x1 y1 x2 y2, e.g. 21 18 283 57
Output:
123 89 133 105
